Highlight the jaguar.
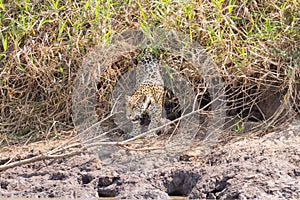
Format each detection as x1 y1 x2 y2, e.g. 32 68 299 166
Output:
126 55 165 138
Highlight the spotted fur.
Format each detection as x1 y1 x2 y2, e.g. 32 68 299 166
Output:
126 56 164 138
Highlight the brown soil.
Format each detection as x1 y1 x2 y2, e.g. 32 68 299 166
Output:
0 120 299 199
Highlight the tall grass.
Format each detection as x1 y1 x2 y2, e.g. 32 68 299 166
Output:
0 0 299 144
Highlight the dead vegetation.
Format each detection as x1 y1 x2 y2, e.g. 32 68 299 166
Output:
0 0 299 147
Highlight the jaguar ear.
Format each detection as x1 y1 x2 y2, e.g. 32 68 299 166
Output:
125 95 130 101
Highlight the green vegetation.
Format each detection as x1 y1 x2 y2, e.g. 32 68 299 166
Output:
0 0 299 143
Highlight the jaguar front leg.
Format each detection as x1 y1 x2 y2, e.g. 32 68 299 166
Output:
129 120 142 138
146 104 162 138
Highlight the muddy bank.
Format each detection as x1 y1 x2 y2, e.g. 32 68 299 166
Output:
1 121 299 199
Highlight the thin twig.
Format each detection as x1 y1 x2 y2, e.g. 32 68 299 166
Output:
0 147 86 172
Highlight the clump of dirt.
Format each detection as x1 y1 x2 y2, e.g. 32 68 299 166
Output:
0 153 101 198
0 121 299 199
189 120 300 199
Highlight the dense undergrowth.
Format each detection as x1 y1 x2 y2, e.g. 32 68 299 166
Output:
0 0 299 144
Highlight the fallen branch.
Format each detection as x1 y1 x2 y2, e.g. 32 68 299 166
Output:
0 144 85 172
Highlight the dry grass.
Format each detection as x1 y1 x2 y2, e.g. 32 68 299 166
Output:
0 0 299 145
